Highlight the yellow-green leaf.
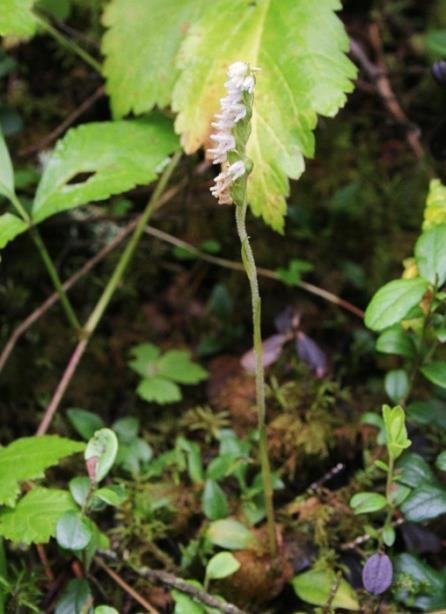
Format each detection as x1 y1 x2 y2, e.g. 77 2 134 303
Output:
102 0 206 118
423 179 446 230
173 0 356 230
0 0 36 38
0 213 28 250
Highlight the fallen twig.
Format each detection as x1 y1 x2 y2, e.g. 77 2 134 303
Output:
95 557 159 614
144 226 365 318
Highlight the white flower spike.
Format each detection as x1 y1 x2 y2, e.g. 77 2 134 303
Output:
208 61 256 204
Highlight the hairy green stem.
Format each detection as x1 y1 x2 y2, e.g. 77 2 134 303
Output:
9 194 80 331
234 193 277 556
33 13 102 74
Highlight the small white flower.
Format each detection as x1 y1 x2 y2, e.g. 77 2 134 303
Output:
208 61 256 204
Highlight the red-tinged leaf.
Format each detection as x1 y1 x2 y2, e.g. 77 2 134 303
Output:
362 553 393 595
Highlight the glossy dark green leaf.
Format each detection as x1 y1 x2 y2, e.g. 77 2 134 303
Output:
401 484 446 522
393 554 446 611
66 408 105 440
55 578 92 614
56 511 92 550
396 453 437 488
385 369 410 404
421 362 446 389
376 326 416 358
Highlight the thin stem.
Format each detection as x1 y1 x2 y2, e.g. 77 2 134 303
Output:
9 193 80 331
29 228 81 331
234 192 277 557
33 12 102 74
83 151 181 336
36 152 182 435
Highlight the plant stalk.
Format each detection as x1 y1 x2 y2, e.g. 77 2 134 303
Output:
33 13 102 74
36 152 182 435
9 194 80 331
235 193 277 556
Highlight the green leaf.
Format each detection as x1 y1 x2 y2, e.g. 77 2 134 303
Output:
85 429 118 483
436 451 446 471
421 362 446 389
55 578 92 614
382 526 396 547
0 487 76 544
384 369 410 404
382 405 411 461
0 130 14 198
401 484 446 522
0 213 28 250
206 552 240 582
102 0 206 118
173 0 356 231
172 586 206 614
365 278 429 331
202 480 228 521
112 416 139 443
128 343 161 377
32 117 179 223
69 477 91 507
157 350 208 384
407 399 446 429
424 30 446 57
415 224 446 286
66 408 105 440
36 0 71 21
0 0 37 38
56 511 92 550
376 326 416 358
277 259 314 286
137 376 182 404
291 567 359 610
207 519 257 550
95 485 128 507
95 608 119 614
350 492 388 515
396 452 437 488
0 435 84 507
393 554 446 611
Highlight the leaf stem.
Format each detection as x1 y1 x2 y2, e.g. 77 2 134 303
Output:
9 193 80 331
33 12 102 74
83 152 181 336
234 190 277 557
36 152 182 435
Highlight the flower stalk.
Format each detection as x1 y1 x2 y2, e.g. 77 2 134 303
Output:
209 62 277 555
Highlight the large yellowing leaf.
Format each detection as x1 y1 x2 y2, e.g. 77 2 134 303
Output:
173 0 356 231
0 0 36 37
102 0 206 118
32 116 179 223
